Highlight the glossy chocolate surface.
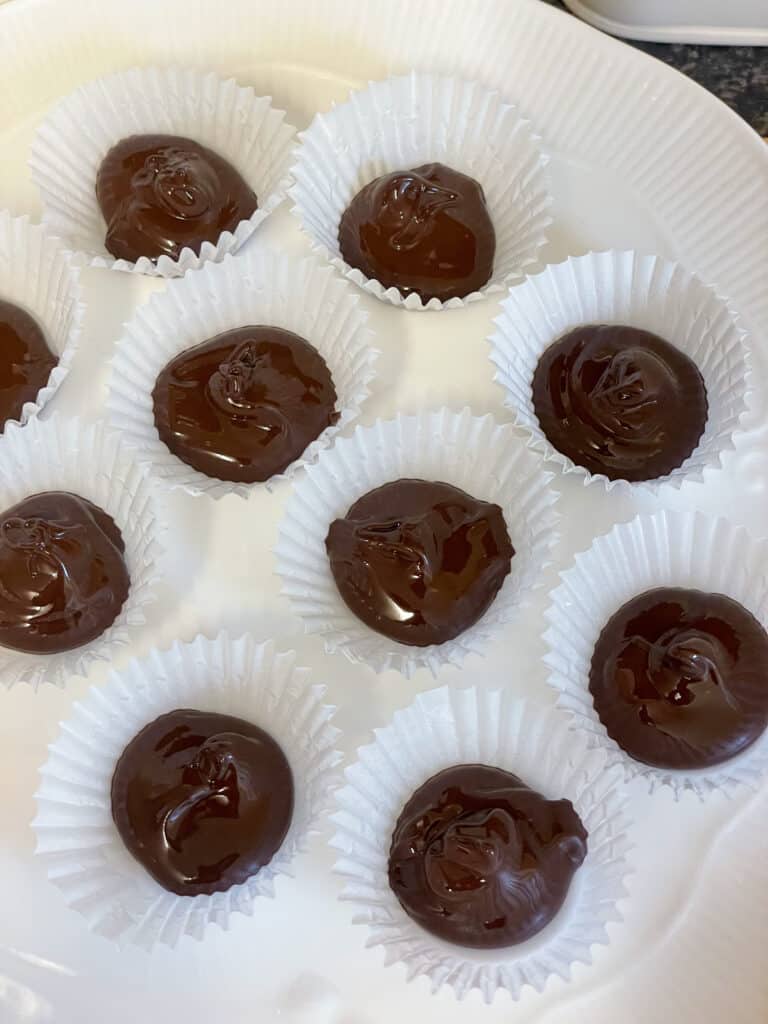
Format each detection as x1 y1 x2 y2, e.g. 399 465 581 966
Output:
111 709 294 896
0 300 57 428
153 326 339 483
590 588 768 769
96 134 257 263
338 162 495 303
389 764 588 949
326 479 513 647
532 324 708 481
0 491 128 654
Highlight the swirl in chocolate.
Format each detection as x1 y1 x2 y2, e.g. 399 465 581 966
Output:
0 300 57 429
0 491 129 654
338 162 495 303
590 588 768 769
389 764 588 948
325 479 513 647
153 326 339 483
532 324 707 481
111 709 294 896
96 134 257 263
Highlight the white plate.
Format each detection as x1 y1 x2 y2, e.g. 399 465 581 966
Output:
0 1 767 1022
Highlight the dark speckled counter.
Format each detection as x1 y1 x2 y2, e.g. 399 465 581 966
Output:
541 0 767 136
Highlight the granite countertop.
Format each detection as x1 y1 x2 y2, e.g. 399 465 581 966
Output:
541 0 767 136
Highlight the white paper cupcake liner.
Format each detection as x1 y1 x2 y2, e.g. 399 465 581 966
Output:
0 211 83 429
276 409 559 677
332 686 630 1003
30 66 297 277
290 71 552 311
106 250 377 499
488 250 750 491
33 634 341 949
544 509 768 796
0 414 161 689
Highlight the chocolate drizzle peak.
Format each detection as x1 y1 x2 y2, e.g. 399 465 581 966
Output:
389 764 588 948
96 134 257 263
111 709 294 896
326 479 513 646
0 300 57 428
590 588 768 769
532 324 707 481
0 491 128 654
153 326 338 483
338 162 495 303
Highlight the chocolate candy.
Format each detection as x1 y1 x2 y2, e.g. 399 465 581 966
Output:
338 162 495 303
590 588 768 769
0 491 129 654
325 479 513 647
532 324 707 481
0 300 57 429
153 326 339 483
111 709 294 896
96 134 257 263
389 764 588 948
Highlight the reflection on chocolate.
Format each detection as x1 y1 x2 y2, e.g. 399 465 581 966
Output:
338 162 495 303
153 326 339 483
326 479 513 647
96 134 257 263
0 300 57 428
0 492 129 654
532 325 707 481
389 764 588 949
111 709 294 896
590 588 768 769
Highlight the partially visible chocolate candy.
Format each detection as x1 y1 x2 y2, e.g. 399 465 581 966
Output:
0 300 57 428
0 491 129 654
338 162 495 303
325 479 513 647
388 764 588 948
532 324 707 481
96 134 257 263
590 587 768 769
111 709 294 896
153 326 339 483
